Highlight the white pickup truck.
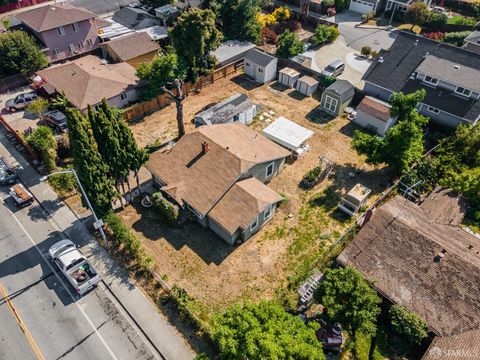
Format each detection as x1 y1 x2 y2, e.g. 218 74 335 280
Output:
48 240 100 295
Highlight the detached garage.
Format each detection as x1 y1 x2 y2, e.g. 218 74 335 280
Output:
349 0 378 14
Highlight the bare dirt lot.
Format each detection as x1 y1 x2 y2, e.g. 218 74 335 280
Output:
120 74 392 321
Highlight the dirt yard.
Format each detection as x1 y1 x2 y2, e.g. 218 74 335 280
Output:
120 74 392 320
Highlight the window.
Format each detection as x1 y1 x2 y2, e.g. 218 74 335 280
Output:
423 75 438 86
250 216 258 231
78 41 84 49
258 68 264 73
324 95 338 113
57 26 65 36
263 204 272 221
245 62 250 67
233 114 240 122
427 106 440 114
121 92 128 101
72 22 79 32
53 48 60 55
68 43 75 53
455 86 471 97
266 162 274 178
86 39 93 48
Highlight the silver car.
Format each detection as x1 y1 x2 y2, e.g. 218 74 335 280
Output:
5 92 38 112
321 60 345 78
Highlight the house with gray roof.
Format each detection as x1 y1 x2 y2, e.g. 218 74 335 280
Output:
319 80 354 115
463 31 480 55
112 6 161 31
194 93 256 127
244 49 278 84
385 0 432 13
363 31 480 127
212 41 256 68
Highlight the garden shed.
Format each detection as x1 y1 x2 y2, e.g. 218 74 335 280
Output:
296 76 319 96
320 79 354 115
244 49 278 84
278 67 300 88
354 96 396 136
262 117 314 157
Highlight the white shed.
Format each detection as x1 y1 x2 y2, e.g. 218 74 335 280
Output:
244 49 278 84
278 67 300 88
354 96 396 136
295 76 319 96
262 117 314 157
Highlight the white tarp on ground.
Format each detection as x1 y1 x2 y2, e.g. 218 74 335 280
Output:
262 117 314 151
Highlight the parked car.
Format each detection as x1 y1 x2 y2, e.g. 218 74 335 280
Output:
0 156 17 185
5 92 38 112
321 60 345 78
48 239 101 295
42 110 68 132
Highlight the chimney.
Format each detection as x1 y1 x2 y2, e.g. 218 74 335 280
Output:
202 141 209 154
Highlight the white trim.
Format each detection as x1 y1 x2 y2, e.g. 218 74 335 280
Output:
324 95 338 113
455 86 471 97
68 43 75 53
263 204 273 221
266 162 274 178
57 26 65 36
72 22 79 32
426 105 439 114
250 216 258 231
423 75 439 86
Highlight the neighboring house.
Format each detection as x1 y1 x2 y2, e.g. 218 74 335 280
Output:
363 31 480 127
212 40 256 68
349 0 385 15
16 4 104 62
112 6 162 31
145 123 290 245
319 80 355 115
69 0 135 16
244 49 278 84
354 96 396 136
463 31 480 55
338 188 480 359
100 32 160 68
37 55 138 113
385 0 432 12
155 4 180 26
194 93 256 127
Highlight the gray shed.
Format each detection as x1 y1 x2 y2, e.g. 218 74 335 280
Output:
244 49 278 84
212 41 256 68
194 93 256 127
296 75 319 96
278 67 300 88
320 80 355 115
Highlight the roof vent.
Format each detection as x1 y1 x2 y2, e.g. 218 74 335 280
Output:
378 57 384 64
454 65 460 70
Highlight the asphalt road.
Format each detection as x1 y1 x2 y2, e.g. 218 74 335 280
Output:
0 186 157 360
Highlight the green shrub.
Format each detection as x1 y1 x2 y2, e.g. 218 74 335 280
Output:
354 331 372 360
48 172 76 195
301 166 321 188
312 24 339 45
152 192 180 226
26 125 57 171
426 12 447 29
320 76 336 87
390 304 428 344
361 46 372 57
371 326 389 360
276 30 304 58
444 31 471 46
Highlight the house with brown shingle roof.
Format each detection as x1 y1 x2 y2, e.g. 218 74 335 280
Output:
16 4 106 62
146 123 290 245
353 96 396 136
100 32 160 68
338 189 480 359
37 55 139 112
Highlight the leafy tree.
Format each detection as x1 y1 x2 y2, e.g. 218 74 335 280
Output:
352 90 428 173
170 8 222 81
136 51 185 100
405 2 430 29
312 24 339 45
0 30 48 77
426 12 447 29
276 30 304 58
334 0 348 11
219 0 262 42
389 304 428 344
26 97 49 118
26 126 57 171
314 267 381 337
66 107 115 216
212 301 325 360
361 46 372 57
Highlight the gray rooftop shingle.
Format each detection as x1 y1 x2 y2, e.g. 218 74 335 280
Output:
326 79 355 101
245 48 276 68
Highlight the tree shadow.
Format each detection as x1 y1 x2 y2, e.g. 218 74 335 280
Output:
129 200 236 266
229 74 260 91
27 198 64 222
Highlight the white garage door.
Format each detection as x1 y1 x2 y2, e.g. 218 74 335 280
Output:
349 0 374 14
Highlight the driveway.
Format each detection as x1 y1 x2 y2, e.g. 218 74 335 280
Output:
0 87 41 136
327 10 398 52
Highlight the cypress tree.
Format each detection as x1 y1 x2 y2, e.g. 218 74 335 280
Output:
66 107 115 216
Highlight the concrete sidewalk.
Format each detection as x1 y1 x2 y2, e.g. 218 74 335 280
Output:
0 128 196 360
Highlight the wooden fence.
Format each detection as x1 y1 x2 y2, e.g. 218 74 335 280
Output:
123 59 244 122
